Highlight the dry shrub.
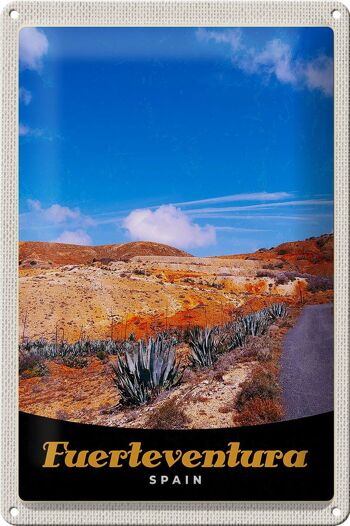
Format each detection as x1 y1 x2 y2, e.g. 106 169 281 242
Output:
218 401 233 414
214 349 237 371
182 366 201 384
256 270 275 278
235 366 281 411
262 263 274 270
316 236 329 249
239 347 272 363
61 355 88 369
273 271 333 292
145 397 189 430
238 336 272 363
307 275 333 292
252 361 280 379
96 350 108 361
234 398 284 426
19 352 49 378
274 272 289 285
212 370 225 381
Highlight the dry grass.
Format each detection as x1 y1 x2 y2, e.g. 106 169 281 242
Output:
236 335 273 363
144 397 189 429
213 348 237 372
234 398 284 426
235 365 281 411
60 355 88 369
19 352 49 378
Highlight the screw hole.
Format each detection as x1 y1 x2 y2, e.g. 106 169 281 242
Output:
332 507 341 517
332 9 341 19
9 9 19 19
9 507 19 517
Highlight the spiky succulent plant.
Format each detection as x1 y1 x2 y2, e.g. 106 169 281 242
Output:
112 335 182 406
268 303 288 319
188 327 220 368
239 311 269 337
228 323 247 349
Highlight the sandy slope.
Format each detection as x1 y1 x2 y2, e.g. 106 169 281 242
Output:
19 255 318 342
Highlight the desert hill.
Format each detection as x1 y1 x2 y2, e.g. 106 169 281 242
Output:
216 233 333 276
19 232 334 427
19 232 333 344
19 241 191 267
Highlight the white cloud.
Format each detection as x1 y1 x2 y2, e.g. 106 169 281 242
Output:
190 213 332 221
26 198 41 210
174 191 293 207
19 124 43 137
215 226 269 232
19 28 48 71
27 199 81 224
43 204 81 223
247 39 297 85
197 29 333 96
123 205 216 249
23 199 94 229
303 56 333 96
19 87 32 105
187 199 333 215
196 28 242 51
53 230 92 245
19 124 30 136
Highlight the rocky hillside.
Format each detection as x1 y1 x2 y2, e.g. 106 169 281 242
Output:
217 234 333 276
19 241 191 267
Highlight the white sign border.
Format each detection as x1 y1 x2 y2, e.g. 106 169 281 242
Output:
0 1 349 524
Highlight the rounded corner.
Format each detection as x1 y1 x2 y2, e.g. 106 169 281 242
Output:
0 506 16 526
330 1 350 18
335 505 350 526
0 1 14 19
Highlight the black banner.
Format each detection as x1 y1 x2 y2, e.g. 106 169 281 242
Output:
19 411 333 501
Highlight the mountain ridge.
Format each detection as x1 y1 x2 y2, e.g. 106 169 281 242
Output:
19 240 192 267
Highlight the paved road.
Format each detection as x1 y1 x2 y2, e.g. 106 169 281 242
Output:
280 304 333 420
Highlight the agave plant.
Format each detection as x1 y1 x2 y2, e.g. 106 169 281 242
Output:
112 335 182 406
239 312 269 337
188 327 220 368
90 339 119 356
268 303 288 319
228 323 247 350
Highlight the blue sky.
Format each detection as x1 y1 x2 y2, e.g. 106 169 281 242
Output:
19 27 333 255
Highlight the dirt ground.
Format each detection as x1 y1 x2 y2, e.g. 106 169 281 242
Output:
19 344 252 428
19 310 299 428
19 235 333 428
19 254 332 343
